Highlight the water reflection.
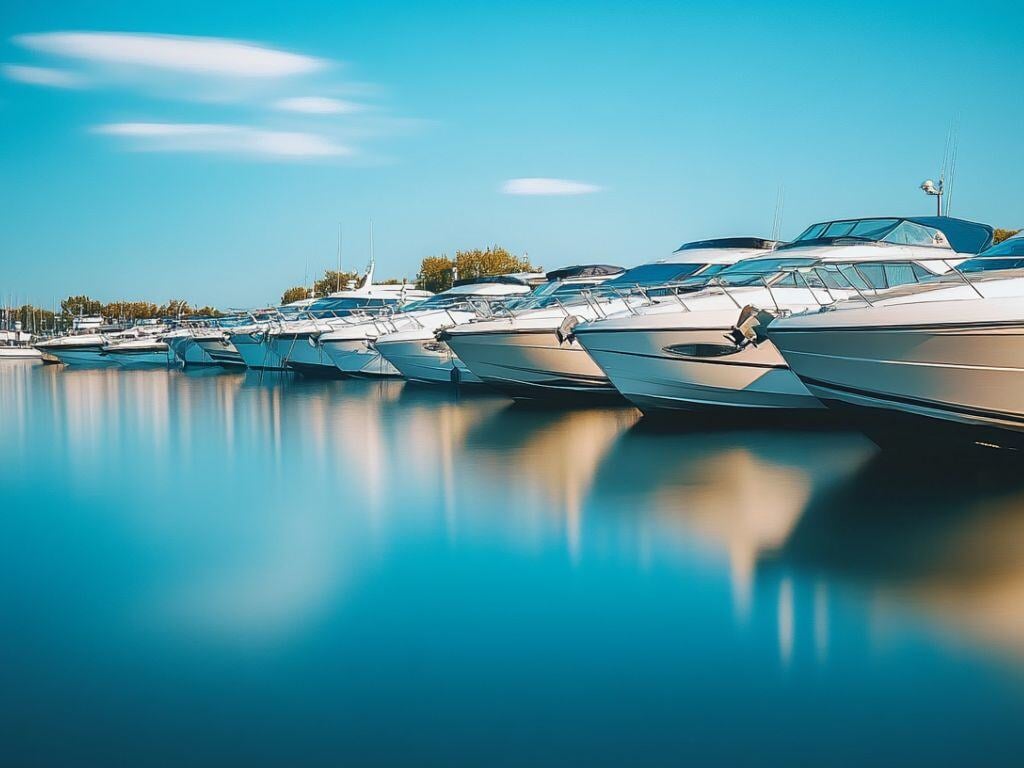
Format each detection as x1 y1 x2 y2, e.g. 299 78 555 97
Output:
4 364 1024 765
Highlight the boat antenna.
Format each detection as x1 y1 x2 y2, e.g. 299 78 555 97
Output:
337 223 343 293
770 184 785 242
945 114 960 216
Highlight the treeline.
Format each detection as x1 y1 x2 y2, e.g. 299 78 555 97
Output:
3 295 224 333
280 247 537 303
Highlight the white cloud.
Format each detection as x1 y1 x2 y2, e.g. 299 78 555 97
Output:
93 122 352 159
501 177 603 196
2 63 86 88
15 31 323 78
273 96 363 114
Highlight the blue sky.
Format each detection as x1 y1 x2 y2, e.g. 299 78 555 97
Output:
1 0 1021 308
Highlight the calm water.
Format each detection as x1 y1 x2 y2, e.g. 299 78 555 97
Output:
3 361 1024 766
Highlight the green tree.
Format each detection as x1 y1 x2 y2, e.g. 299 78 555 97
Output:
416 256 454 292
416 247 535 292
103 301 160 320
60 295 103 318
313 269 360 297
993 228 1021 245
281 286 311 304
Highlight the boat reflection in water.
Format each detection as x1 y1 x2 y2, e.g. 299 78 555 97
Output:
4 364 1024 766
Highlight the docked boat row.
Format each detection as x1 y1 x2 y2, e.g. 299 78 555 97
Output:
24 215 1024 454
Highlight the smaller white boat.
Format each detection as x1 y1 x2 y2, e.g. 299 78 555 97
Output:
101 321 171 366
0 329 43 359
319 277 537 378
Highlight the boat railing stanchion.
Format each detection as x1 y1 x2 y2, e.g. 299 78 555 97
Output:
760 274 782 312
941 257 986 299
713 277 742 310
835 264 876 307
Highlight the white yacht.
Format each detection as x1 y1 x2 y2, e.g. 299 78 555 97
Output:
265 264 431 376
165 325 216 366
443 239 776 399
228 302 313 371
573 217 994 413
101 321 171 366
319 276 538 378
0 328 43 359
768 231 1024 451
36 318 139 365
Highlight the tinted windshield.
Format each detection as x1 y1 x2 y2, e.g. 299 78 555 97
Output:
959 237 1024 272
309 297 399 317
714 257 818 286
506 281 599 310
789 218 947 248
605 262 708 287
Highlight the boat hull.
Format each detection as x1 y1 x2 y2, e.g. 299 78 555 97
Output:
769 302 1024 452
575 325 820 412
375 336 482 385
230 332 286 370
43 346 115 366
105 348 171 367
270 333 342 377
166 336 216 366
320 338 402 377
444 329 617 399
0 347 43 359
195 337 245 367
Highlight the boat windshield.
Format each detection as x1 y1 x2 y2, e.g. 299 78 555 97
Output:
505 281 600 310
958 236 1024 272
713 257 819 286
785 218 949 249
604 262 708 287
398 294 482 312
308 296 399 318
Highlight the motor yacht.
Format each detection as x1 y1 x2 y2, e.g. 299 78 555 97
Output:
0 328 43 360
165 324 217 366
319 276 539 378
101 321 171 366
573 217 994 414
228 302 312 371
767 231 1024 451
36 318 143 365
443 240 777 399
266 263 432 376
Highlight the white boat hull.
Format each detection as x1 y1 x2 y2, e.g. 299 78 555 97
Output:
167 336 215 366
444 329 615 399
0 347 43 360
230 332 286 370
195 337 244 367
270 333 340 376
769 299 1024 451
105 347 171 366
320 338 401 377
576 324 821 412
375 336 482 385
44 346 115 366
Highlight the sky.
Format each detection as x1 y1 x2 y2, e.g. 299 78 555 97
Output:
1 0 1022 308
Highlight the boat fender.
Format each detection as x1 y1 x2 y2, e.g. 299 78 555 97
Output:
555 315 581 344
727 305 776 348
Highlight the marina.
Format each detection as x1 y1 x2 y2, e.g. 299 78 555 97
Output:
3 5 1023 763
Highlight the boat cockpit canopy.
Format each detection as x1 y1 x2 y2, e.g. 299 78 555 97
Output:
782 216 993 254
544 264 625 281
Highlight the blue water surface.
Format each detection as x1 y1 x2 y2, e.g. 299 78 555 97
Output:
2 361 1024 767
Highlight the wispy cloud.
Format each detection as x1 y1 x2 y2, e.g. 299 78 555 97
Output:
94 122 352 159
2 63 86 88
501 177 603 196
14 32 323 78
273 96 363 114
